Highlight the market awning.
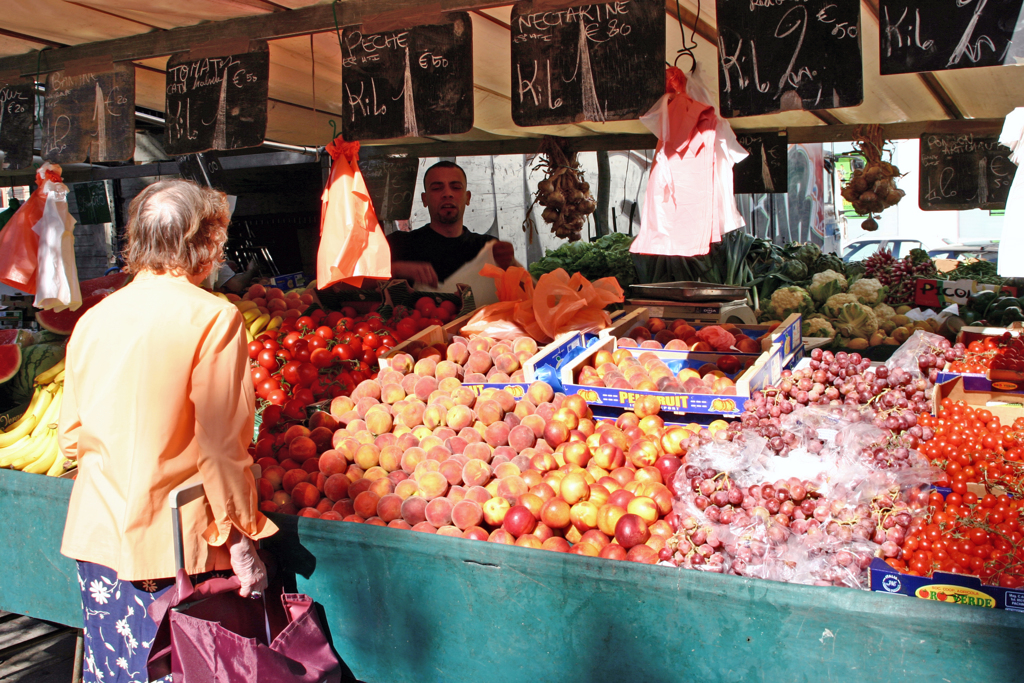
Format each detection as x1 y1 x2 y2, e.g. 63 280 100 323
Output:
0 1 1019 152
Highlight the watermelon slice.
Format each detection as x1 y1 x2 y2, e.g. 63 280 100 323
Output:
35 272 132 336
0 344 22 384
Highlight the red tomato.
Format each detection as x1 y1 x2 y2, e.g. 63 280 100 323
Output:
267 389 288 406
362 332 379 349
251 366 270 384
274 348 293 363
336 371 354 391
281 361 302 386
350 370 367 385
261 339 280 353
296 316 316 332
257 349 279 370
258 378 280 399
311 309 326 323
305 335 327 352
293 346 311 364
341 306 357 318
360 349 377 366
348 337 363 353
354 322 372 337
325 311 343 328
297 363 319 386
261 404 282 429
425 317 444 328
310 347 334 369
379 334 396 348
415 296 437 314
333 343 355 362
434 307 452 323
256 331 277 343
247 341 263 360
396 318 419 340
282 399 306 420
315 326 334 341
439 300 457 315
282 331 303 351
293 388 316 406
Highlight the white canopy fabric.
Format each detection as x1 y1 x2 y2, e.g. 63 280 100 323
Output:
0 0 1020 148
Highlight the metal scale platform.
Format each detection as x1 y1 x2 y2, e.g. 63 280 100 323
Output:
626 282 758 325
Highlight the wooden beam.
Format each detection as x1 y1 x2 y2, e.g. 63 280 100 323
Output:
0 1 513 77
812 110 845 126
0 29 64 49
64 2 163 30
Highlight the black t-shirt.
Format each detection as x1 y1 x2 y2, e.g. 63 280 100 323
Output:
387 225 495 283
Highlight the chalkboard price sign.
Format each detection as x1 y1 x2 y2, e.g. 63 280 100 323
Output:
165 41 270 155
0 80 33 170
733 132 788 194
919 134 1017 211
42 64 135 163
879 0 1024 75
716 0 863 119
176 152 226 190
73 181 112 225
341 14 473 141
359 156 419 221
509 0 664 127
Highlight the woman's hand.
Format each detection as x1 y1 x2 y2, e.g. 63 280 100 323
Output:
227 528 268 598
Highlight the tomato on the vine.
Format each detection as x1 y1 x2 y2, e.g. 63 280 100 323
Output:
281 361 302 386
282 331 303 351
395 317 419 340
261 339 280 353
315 325 334 341
282 399 306 420
305 334 327 352
333 343 355 362
293 346 311 364
257 378 280 399
267 389 288 406
257 349 279 370
415 296 436 315
292 387 315 406
360 348 377 366
295 316 316 332
310 347 334 369
362 332 379 349
340 306 357 318
297 363 319 386
274 348 293 364
354 322 372 336
247 341 263 360
251 367 270 385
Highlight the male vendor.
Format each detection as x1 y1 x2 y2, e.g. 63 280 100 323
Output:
388 161 515 287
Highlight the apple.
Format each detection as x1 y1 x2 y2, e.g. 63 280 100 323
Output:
614 513 650 549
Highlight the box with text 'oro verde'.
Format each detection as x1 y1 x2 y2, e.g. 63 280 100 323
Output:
936 326 1024 394
869 558 1024 612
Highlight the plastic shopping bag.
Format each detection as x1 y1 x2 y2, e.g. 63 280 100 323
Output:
34 176 82 312
317 138 391 289
462 265 624 343
0 165 62 294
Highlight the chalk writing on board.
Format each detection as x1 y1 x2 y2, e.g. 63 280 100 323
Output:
879 0 1024 74
734 133 788 195
165 42 269 154
0 83 33 170
510 0 663 127
42 65 135 163
716 0 863 118
341 14 473 141
920 133 1017 211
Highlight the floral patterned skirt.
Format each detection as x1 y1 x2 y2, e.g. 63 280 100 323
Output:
77 560 229 683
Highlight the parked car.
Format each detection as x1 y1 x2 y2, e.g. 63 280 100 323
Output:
927 244 999 264
842 239 924 262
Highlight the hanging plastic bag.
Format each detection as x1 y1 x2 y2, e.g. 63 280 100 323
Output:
34 171 82 312
317 138 391 289
0 165 63 294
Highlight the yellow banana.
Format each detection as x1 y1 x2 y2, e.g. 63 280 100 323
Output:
51 370 65 384
242 308 261 324
234 300 258 313
0 434 43 468
34 357 66 386
30 385 62 438
249 314 270 336
213 292 229 301
245 328 254 343
46 449 70 477
267 316 283 331
11 430 56 471
0 386 54 447
3 386 44 433
22 431 59 474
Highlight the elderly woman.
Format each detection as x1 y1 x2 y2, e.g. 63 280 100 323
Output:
58 180 277 682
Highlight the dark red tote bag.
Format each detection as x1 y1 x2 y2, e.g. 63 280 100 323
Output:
148 570 341 682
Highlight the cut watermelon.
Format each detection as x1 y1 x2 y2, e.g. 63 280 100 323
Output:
0 344 22 384
35 272 132 336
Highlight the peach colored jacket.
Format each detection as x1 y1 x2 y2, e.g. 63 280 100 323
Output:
59 273 277 581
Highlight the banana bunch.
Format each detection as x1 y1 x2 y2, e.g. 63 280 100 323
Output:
232 300 282 342
0 359 73 477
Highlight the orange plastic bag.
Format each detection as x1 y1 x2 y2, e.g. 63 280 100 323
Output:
462 265 624 343
0 165 61 294
317 138 391 289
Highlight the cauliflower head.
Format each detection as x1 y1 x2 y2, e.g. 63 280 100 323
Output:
802 317 836 338
808 269 848 305
873 303 896 321
834 303 878 339
849 278 886 305
823 293 860 318
769 286 816 319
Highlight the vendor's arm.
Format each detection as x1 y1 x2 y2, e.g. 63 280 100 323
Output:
391 260 439 288
57 349 81 459
221 259 259 294
191 306 277 547
492 240 515 269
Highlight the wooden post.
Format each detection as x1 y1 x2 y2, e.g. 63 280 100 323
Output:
595 150 610 239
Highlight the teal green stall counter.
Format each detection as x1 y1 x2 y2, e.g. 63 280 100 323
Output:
265 514 1024 683
0 469 81 627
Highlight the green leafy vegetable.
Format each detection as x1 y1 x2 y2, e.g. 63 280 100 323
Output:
528 232 638 289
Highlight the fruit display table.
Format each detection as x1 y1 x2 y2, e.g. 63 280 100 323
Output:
1 469 1022 681
264 514 1024 683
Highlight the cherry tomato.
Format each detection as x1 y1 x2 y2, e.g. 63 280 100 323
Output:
282 331 303 351
305 334 328 352
257 349 279 370
360 348 377 366
425 317 444 328
341 306 357 318
293 346 311 364
251 366 270 384
379 334 396 348
281 361 302 386
293 388 316 406
439 300 457 315
350 370 367 385
296 316 316 332
310 347 334 369
248 341 264 360
333 343 355 362
282 399 306 420
434 308 452 323
315 325 334 341
297 363 319 386
258 378 280 399
267 389 288 406
348 337 363 353
261 339 280 353
325 311 343 328
415 297 437 314
396 318 419 340
354 322 372 337
274 348 293 364
311 309 327 323
362 332 379 349
261 404 282 429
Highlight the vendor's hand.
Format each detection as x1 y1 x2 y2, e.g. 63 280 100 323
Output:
392 260 439 288
493 241 515 269
227 528 268 598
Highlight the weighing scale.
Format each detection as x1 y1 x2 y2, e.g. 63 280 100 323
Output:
626 282 758 325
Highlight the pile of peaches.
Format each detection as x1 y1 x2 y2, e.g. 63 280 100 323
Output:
251 351 723 563
576 347 751 396
620 319 765 354
387 334 537 385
